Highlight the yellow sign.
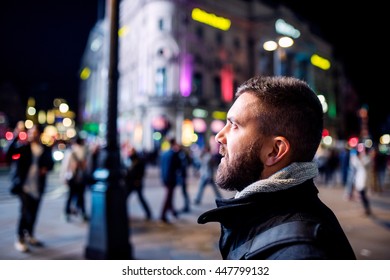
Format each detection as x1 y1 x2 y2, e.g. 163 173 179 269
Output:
311 54 331 70
191 8 231 31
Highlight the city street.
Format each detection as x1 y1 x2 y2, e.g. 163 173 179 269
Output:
0 162 390 260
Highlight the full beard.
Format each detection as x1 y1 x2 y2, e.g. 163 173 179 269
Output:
215 142 264 192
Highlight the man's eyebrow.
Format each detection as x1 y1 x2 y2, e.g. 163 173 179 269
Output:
227 116 239 125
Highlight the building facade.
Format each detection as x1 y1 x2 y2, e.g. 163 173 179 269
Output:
79 0 345 154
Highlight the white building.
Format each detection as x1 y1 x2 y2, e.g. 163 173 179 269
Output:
79 0 343 154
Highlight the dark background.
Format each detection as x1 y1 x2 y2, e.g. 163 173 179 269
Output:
275 0 388 138
0 1 99 113
0 0 388 137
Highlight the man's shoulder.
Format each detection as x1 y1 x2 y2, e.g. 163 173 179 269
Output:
229 220 323 260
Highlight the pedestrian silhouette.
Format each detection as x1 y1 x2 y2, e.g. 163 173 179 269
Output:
177 145 191 213
123 145 152 220
159 138 182 223
60 136 89 222
349 146 372 216
339 145 351 187
194 146 222 205
6 123 54 252
371 146 388 193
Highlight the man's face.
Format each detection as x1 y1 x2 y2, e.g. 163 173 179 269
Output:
215 93 264 192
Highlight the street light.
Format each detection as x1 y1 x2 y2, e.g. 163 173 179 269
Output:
85 0 133 260
263 36 294 76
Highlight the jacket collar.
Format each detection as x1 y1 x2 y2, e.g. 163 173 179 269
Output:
197 180 318 226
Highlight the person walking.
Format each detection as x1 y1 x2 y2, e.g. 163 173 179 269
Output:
339 145 351 187
198 75 356 260
6 123 54 252
194 146 222 205
349 146 372 216
177 145 191 213
60 136 89 222
159 138 182 223
124 145 152 220
372 146 388 193
343 147 360 201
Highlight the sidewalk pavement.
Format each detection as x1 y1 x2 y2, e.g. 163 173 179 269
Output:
0 165 389 260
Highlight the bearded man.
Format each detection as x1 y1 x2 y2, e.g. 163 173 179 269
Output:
198 76 356 260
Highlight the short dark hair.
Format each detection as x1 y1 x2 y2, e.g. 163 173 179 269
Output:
168 137 176 147
236 75 323 162
74 135 85 145
34 124 45 134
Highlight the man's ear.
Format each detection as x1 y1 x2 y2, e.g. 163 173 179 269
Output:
264 136 290 166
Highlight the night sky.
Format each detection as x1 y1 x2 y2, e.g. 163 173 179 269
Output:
0 0 388 138
273 1 388 139
0 0 99 113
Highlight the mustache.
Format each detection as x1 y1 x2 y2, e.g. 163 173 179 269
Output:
219 145 226 157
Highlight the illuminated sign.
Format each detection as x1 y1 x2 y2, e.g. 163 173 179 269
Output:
221 64 233 102
191 8 231 31
212 111 227 120
80 67 91 80
211 120 225 133
181 119 195 147
311 54 331 70
275 19 300 39
192 118 207 133
192 108 208 118
180 54 193 97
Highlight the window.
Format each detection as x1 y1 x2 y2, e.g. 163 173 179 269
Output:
283 52 294 76
194 54 203 65
213 76 221 99
158 18 164 31
193 72 203 97
195 26 204 39
296 58 309 81
233 37 241 50
156 67 167 96
216 32 223 45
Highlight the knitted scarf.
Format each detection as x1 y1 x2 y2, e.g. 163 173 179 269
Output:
235 161 318 199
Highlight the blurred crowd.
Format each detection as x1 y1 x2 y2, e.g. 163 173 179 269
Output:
4 119 389 253
4 120 226 252
315 142 389 215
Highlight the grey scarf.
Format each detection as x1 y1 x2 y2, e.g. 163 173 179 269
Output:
234 161 318 199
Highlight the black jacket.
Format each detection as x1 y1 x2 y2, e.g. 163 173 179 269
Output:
6 138 54 196
125 152 146 190
198 180 356 260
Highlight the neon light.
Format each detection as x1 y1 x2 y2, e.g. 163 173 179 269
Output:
210 120 225 133
348 137 359 148
212 111 227 120
192 108 208 118
191 8 231 31
5 131 14 141
275 19 300 39
192 118 207 133
12 154 21 160
221 64 233 102
180 54 193 97
118 25 129 37
181 119 195 147
311 54 331 70
80 67 91 80
18 131 27 141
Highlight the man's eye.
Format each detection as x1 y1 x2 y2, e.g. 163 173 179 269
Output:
227 119 238 129
230 122 238 129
